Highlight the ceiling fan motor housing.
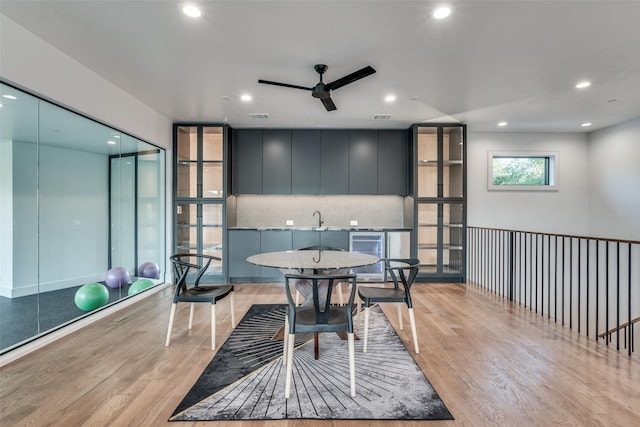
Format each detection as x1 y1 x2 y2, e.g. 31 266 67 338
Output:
312 84 330 99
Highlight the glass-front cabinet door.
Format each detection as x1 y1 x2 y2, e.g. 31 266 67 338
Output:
415 124 466 281
174 125 225 281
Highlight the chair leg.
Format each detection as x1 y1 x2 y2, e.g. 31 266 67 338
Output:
285 333 295 399
408 307 419 354
363 306 370 353
230 291 236 328
337 282 344 305
211 303 216 350
283 314 289 366
165 303 177 347
188 303 195 330
348 332 356 397
397 303 403 330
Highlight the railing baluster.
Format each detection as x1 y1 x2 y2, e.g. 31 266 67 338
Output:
586 239 589 337
629 242 632 356
509 231 515 302
562 237 565 326
596 240 599 341
616 242 620 351
548 234 551 320
570 237 573 330
606 242 609 346
578 238 581 333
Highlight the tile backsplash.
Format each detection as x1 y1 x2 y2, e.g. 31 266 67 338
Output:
229 195 409 229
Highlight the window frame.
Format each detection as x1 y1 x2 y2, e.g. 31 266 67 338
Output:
487 150 558 192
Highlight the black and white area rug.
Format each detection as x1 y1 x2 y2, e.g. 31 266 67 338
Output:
170 304 453 421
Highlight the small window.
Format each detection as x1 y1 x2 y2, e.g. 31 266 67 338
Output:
488 151 558 191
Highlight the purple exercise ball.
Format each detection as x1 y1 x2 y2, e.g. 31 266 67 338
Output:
105 266 131 289
137 262 160 279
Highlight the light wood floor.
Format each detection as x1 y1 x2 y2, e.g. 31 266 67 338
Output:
1 282 639 426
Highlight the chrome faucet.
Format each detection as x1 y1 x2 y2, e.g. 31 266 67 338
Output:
313 210 324 228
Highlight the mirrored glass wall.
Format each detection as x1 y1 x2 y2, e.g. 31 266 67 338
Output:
0 82 166 353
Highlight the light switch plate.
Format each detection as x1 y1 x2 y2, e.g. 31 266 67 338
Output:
286 219 294 226
350 220 358 226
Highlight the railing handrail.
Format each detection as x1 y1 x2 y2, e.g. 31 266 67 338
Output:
598 316 640 339
467 226 640 246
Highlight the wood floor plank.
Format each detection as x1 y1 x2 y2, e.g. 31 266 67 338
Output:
1 282 638 427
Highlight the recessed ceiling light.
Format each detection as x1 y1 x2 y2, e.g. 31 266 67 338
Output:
498 121 508 127
183 4 202 18
384 95 396 102
240 94 252 102
575 81 591 89
107 140 117 145
432 6 452 20
581 122 592 127
2 94 17 100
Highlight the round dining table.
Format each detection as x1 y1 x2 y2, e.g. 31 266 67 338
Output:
246 249 380 272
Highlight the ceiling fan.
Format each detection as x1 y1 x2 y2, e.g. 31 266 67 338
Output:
258 64 376 111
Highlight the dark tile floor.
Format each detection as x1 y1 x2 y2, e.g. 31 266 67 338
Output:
0 283 131 351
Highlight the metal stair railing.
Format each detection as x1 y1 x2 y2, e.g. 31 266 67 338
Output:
467 226 639 356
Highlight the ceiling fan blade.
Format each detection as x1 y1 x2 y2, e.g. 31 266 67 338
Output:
325 66 376 91
321 96 337 111
258 79 312 91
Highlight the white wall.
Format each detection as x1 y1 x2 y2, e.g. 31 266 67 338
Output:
0 15 172 150
467 132 590 235
588 117 640 241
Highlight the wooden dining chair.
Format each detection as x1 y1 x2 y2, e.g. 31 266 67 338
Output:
357 258 420 354
165 253 235 350
282 272 358 398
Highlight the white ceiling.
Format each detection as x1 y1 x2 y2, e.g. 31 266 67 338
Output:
2 0 640 133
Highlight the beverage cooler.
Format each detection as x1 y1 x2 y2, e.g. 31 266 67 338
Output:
349 232 385 281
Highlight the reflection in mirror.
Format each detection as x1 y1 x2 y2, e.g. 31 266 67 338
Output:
0 82 166 353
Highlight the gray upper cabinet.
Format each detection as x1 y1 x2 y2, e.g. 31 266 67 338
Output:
349 130 378 194
291 130 321 194
378 130 408 195
320 130 349 194
231 127 408 195
232 129 262 194
263 129 292 194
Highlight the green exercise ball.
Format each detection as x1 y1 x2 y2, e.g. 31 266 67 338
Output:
128 278 155 296
74 282 109 311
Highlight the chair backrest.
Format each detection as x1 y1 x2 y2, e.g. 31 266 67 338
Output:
384 258 420 304
169 253 220 293
284 273 357 330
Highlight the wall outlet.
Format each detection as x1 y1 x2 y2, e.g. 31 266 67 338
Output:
286 219 294 226
350 220 358 226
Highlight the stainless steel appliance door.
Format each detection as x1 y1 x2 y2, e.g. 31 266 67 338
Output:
349 232 385 281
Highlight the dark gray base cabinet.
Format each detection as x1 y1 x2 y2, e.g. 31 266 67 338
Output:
228 230 349 282
227 230 261 279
